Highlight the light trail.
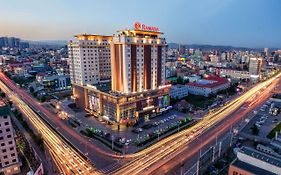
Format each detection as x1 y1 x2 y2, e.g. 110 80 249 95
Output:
111 72 281 175
1 70 280 175
0 80 101 175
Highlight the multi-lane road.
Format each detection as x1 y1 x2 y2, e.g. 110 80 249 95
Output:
111 72 281 175
1 71 280 175
0 76 101 174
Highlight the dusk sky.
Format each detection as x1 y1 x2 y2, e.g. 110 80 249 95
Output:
1 0 281 48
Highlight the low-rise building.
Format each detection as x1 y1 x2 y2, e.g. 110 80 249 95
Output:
170 84 188 99
0 101 21 175
183 75 201 82
219 68 250 80
186 76 230 97
37 74 71 91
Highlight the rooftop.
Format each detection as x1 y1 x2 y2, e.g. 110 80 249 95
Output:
186 75 229 88
232 160 276 175
240 146 281 168
117 29 163 37
74 34 112 40
0 101 10 116
272 93 281 99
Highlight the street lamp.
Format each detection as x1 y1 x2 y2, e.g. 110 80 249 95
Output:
157 125 160 141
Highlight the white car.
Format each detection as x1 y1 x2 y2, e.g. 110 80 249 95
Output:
255 124 261 128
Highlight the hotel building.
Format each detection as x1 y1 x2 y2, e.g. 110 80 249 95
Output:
71 23 171 126
0 101 20 175
68 34 112 85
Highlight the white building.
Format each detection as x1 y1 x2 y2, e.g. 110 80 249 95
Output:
0 101 20 175
219 68 250 80
183 75 201 82
249 57 263 81
68 35 112 86
170 85 189 99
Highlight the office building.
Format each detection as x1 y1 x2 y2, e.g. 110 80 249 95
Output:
0 37 20 48
71 23 170 126
0 101 20 175
68 35 112 86
264 48 270 57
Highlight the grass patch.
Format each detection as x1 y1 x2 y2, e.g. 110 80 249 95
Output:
185 94 214 109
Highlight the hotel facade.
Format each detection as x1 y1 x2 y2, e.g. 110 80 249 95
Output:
70 23 171 126
68 35 112 85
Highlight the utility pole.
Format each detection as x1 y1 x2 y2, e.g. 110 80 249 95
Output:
218 141 222 157
111 135 114 150
212 146 215 162
180 163 184 175
196 159 200 175
230 125 233 147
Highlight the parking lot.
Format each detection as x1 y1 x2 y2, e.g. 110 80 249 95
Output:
242 99 281 139
52 99 197 152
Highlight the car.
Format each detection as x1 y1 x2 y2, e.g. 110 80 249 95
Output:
70 160 77 167
77 168 83 174
272 119 278 123
255 124 261 128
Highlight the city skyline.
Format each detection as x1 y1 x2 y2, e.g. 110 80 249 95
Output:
1 0 281 48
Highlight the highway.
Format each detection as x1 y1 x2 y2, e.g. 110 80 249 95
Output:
0 75 101 175
111 72 281 175
153 76 277 175
1 70 280 175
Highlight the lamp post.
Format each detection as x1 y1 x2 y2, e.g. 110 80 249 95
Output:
157 125 160 141
111 135 114 150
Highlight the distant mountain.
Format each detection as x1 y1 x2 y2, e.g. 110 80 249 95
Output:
24 40 67 48
168 43 278 52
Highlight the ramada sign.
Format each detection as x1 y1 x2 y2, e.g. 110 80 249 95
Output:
134 22 160 32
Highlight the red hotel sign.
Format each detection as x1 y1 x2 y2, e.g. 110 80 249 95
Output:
134 22 160 32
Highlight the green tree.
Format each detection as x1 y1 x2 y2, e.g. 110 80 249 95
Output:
251 124 260 135
17 140 26 151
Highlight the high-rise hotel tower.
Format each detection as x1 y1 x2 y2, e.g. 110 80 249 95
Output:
71 23 170 127
111 27 166 93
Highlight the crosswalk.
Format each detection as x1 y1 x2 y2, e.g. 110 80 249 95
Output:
99 160 126 174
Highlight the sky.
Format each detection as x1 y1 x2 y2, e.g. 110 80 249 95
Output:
0 0 281 48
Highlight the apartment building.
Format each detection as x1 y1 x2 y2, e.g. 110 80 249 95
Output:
0 101 20 175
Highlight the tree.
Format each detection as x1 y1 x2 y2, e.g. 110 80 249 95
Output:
177 76 185 85
29 87 35 93
251 124 260 135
